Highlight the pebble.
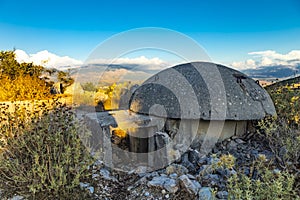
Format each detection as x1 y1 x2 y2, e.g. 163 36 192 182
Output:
144 191 150 197
92 173 100 179
87 186 94 194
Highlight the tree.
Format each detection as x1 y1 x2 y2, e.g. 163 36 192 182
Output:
0 50 52 100
0 50 44 79
81 82 98 92
56 70 74 93
0 51 20 79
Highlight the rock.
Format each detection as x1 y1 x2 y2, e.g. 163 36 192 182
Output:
182 153 197 173
144 191 150 197
243 167 250 176
145 171 159 178
198 187 213 200
80 182 94 194
234 138 245 144
100 168 118 182
92 173 100 179
155 131 171 149
130 166 153 177
207 157 220 165
187 174 196 180
198 165 213 176
207 174 219 180
167 148 182 161
80 182 90 188
179 175 201 195
166 164 188 176
216 191 228 199
87 186 95 194
273 168 281 175
250 149 259 156
128 176 148 191
7 196 23 200
192 180 202 190
197 156 207 165
169 173 178 179
202 174 220 187
163 178 179 193
148 176 178 193
279 146 287 158
188 149 201 165
216 168 236 178
227 140 238 149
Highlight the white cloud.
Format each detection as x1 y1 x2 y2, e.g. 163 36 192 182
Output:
15 49 172 73
15 49 83 69
231 50 300 70
232 59 257 70
87 56 170 71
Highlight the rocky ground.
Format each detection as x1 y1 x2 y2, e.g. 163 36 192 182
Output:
81 132 275 200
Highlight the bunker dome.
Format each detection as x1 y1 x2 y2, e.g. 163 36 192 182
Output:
129 62 276 144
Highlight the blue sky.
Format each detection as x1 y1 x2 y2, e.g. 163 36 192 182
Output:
0 0 300 68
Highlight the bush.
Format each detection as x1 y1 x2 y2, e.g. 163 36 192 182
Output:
0 100 94 199
257 117 300 167
227 155 299 200
0 75 52 101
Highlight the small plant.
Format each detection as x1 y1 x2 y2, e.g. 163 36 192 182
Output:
211 154 235 171
0 100 94 199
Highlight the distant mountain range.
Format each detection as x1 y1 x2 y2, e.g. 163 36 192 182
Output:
242 64 300 79
71 63 300 83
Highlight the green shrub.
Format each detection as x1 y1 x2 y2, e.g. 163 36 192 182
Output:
257 116 300 170
0 100 94 199
227 156 299 200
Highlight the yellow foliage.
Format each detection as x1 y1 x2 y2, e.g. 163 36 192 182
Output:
112 128 127 138
0 75 51 101
291 96 299 102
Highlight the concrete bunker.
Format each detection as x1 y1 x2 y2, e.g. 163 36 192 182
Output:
83 62 276 169
127 62 276 151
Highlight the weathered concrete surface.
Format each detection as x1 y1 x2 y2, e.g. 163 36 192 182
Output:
129 62 276 120
82 110 247 162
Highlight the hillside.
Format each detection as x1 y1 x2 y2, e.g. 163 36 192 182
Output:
266 75 300 90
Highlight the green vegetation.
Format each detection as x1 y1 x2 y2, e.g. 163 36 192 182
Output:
227 155 298 200
0 50 51 101
57 70 75 93
1 49 300 199
264 79 300 168
81 82 98 92
0 51 44 79
75 81 134 110
225 78 300 199
0 100 94 199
